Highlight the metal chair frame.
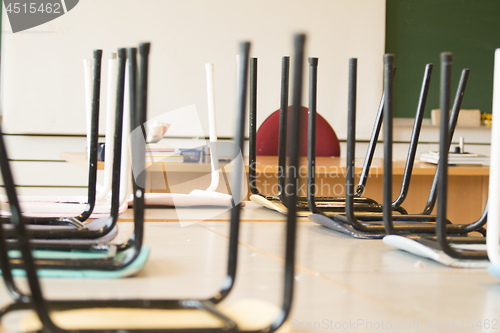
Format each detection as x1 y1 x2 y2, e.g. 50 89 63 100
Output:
248 58 415 215
1 50 131 244
0 51 104 228
401 53 488 259
0 37 303 333
311 55 485 238
0 47 149 319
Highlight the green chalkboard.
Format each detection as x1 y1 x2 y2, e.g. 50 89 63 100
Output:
386 0 500 118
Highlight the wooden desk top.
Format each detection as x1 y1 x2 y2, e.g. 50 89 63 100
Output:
60 152 214 173
253 156 490 176
61 152 489 177
119 201 310 223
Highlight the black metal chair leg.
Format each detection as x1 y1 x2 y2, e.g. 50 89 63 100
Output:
307 58 318 211
391 64 433 209
249 56 290 201
420 69 470 215
355 68 396 197
278 56 290 205
249 57 260 196
416 53 488 260
383 54 395 234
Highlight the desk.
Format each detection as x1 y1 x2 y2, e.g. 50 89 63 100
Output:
253 156 489 225
61 153 489 224
60 152 231 195
1 203 497 332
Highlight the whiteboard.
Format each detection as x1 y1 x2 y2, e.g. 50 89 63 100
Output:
1 0 385 140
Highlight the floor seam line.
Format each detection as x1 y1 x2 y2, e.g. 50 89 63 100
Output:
198 224 427 321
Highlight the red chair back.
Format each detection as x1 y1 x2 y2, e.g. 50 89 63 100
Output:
256 106 340 156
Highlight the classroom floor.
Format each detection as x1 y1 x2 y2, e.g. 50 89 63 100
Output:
1 202 499 332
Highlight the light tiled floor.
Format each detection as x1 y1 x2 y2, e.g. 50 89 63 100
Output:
1 202 499 332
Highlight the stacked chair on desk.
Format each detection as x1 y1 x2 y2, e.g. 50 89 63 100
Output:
0 35 303 333
0 49 121 237
248 56 390 215
0 51 130 219
307 56 487 239
0 46 150 280
383 52 498 269
249 51 442 220
245 46 488 241
0 50 105 225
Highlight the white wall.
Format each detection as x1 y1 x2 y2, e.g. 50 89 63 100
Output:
0 0 387 195
1 0 386 140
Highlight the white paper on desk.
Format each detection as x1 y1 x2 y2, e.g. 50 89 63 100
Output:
130 105 206 188
170 151 248 227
